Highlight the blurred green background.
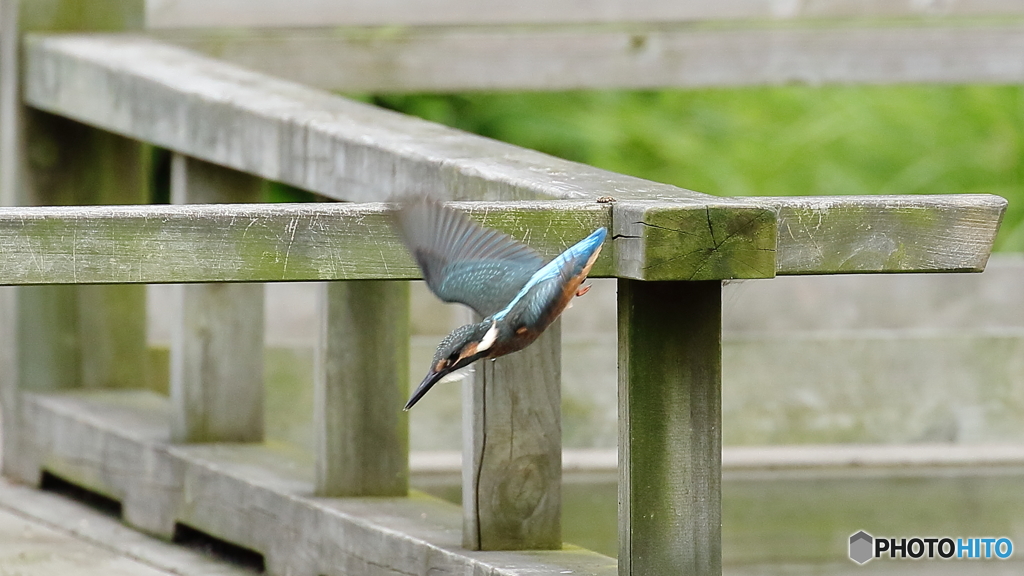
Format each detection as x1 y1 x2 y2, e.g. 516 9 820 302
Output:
361 86 1024 251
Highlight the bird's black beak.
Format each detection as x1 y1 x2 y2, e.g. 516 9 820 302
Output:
404 368 448 411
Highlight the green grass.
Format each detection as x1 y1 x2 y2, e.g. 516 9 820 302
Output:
369 87 1024 251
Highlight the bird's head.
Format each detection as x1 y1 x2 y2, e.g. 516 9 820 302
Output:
404 319 499 410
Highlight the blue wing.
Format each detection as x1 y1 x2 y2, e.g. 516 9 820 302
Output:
494 227 607 325
392 197 545 317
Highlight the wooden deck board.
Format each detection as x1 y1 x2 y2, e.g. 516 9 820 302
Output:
0 476 255 576
19 389 618 576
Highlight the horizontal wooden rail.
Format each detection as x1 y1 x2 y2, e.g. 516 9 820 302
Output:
163 22 1024 93
0 194 1004 285
141 0 1024 29
0 201 612 283
23 34 711 204
769 194 1005 275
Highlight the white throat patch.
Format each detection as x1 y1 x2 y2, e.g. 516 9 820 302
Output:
478 320 499 353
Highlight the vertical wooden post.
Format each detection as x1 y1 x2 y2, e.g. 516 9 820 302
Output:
77 128 151 390
169 154 265 443
0 0 149 481
462 319 561 551
618 279 722 576
314 281 409 496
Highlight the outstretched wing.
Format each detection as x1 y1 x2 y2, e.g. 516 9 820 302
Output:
391 196 545 317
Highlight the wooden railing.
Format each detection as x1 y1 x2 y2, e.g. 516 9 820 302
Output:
0 1 1010 575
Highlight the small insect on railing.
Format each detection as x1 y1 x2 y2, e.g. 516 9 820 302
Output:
0 1 1011 575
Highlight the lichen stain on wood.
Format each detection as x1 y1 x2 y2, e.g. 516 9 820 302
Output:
775 196 1006 274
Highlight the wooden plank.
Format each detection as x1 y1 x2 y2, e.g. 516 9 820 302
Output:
169 154 264 443
774 194 1007 274
618 279 722 576
22 34 712 204
0 475 255 576
0 201 614 282
462 319 561 551
0 505 183 576
142 0 1024 29
0 195 1004 281
163 22 1024 93
21 389 618 576
314 280 409 496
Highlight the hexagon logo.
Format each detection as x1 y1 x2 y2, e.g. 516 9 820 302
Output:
850 531 874 564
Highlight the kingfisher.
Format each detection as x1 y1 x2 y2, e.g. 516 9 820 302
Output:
392 197 607 410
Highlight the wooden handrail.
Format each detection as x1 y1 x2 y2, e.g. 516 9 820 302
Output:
143 0 1024 29
161 23 1024 93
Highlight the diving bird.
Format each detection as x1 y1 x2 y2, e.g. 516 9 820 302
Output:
392 197 607 410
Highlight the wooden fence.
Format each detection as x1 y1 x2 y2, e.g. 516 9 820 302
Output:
0 1 1010 575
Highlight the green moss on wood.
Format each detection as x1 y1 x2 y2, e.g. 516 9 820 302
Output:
633 204 776 280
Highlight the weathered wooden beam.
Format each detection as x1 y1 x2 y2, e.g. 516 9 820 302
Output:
141 0 1024 29
773 194 1007 274
163 22 1024 93
0 194 1004 283
618 279 722 576
21 389 618 576
314 280 409 496
0 201 615 282
462 318 561 551
22 34 713 204
169 154 264 443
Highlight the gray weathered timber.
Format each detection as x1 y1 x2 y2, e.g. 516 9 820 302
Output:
169 155 264 443
314 280 409 496
772 194 1007 274
22 34 710 204
618 280 722 576
164 23 1024 93
0 201 614 282
0 195 1005 283
21 389 618 576
75 127 151 391
0 505 181 576
142 0 1024 29
169 282 264 442
462 320 561 551
21 35 1005 277
0 475 257 576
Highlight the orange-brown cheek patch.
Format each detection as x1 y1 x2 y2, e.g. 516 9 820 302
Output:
458 342 478 362
434 359 447 373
